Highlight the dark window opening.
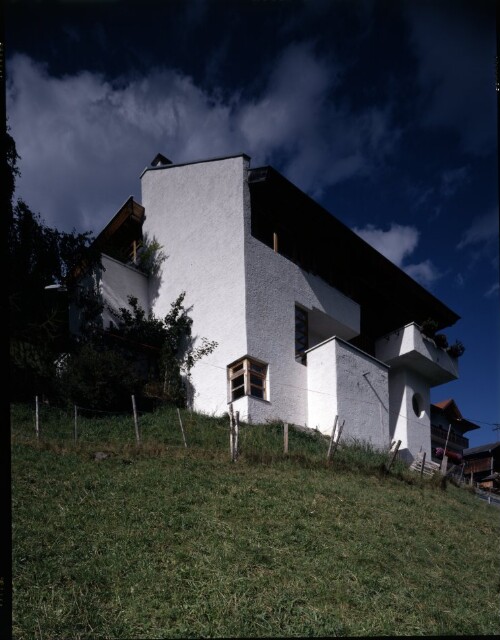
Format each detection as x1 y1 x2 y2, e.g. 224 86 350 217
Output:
295 305 308 365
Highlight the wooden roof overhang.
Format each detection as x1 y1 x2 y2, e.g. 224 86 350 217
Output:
67 197 145 284
431 399 480 433
248 166 460 340
93 196 145 258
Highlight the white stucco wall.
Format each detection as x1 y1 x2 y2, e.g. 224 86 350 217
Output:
140 156 249 416
100 254 150 328
388 368 432 463
306 338 339 431
140 154 360 423
307 337 390 449
242 221 360 426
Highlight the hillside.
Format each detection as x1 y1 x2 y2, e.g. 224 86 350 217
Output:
11 404 500 638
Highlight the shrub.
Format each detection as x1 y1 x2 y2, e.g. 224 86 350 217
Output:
447 340 465 358
434 333 449 349
420 318 438 338
58 343 143 411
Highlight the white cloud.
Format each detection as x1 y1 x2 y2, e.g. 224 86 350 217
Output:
440 166 468 197
457 210 499 249
352 222 442 286
7 45 400 233
404 260 442 287
7 55 243 232
484 282 499 298
455 272 465 288
238 42 333 150
352 223 419 267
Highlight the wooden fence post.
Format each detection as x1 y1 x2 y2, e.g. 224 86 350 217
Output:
177 408 187 448
326 416 338 461
74 405 78 443
228 403 235 460
327 417 344 464
440 454 448 476
386 439 401 471
35 395 39 439
420 451 426 478
131 395 140 444
283 422 289 455
234 411 240 461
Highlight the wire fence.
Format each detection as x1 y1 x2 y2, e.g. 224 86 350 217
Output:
11 397 404 472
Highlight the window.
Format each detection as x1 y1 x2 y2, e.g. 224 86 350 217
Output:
412 393 424 417
295 305 308 364
228 357 267 401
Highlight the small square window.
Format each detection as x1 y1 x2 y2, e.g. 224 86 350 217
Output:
228 357 268 401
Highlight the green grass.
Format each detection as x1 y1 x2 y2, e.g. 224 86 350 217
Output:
11 403 500 638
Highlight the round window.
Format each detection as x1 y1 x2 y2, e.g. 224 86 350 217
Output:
412 393 423 417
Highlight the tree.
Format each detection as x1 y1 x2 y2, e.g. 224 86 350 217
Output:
7 135 102 400
107 293 218 407
57 293 217 411
7 133 216 409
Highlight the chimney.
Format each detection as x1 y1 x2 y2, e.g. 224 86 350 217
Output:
151 153 173 167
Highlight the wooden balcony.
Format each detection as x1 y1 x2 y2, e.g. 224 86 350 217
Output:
431 425 468 449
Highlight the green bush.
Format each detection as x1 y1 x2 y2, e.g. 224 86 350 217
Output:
58 343 143 411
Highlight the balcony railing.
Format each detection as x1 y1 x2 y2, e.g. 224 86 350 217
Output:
375 323 458 385
431 425 469 449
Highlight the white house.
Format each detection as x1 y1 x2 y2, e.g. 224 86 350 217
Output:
91 153 461 462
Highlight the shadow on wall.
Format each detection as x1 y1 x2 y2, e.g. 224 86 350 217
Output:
149 269 163 307
362 372 389 412
398 447 414 465
142 233 168 306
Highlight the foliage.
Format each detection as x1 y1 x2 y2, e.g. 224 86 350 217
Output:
135 234 166 277
11 405 500 638
7 134 102 401
71 272 105 340
57 343 143 411
434 333 449 349
6 133 213 409
420 318 438 338
447 339 466 358
420 320 465 357
108 293 218 407
56 292 183 411
4 130 20 223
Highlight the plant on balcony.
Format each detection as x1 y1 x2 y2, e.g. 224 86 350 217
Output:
434 333 449 349
135 234 166 277
420 318 438 338
447 340 465 358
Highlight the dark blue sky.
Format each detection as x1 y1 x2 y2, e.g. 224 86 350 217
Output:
5 0 499 445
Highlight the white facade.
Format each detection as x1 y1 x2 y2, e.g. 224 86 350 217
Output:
307 337 390 449
375 324 459 461
141 156 249 416
242 218 360 428
96 153 460 460
100 254 149 329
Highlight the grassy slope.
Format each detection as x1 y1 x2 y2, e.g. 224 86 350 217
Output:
11 404 500 638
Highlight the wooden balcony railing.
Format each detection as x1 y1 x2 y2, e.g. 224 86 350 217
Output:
430 425 468 449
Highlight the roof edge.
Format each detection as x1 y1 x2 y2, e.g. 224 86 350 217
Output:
140 153 251 179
